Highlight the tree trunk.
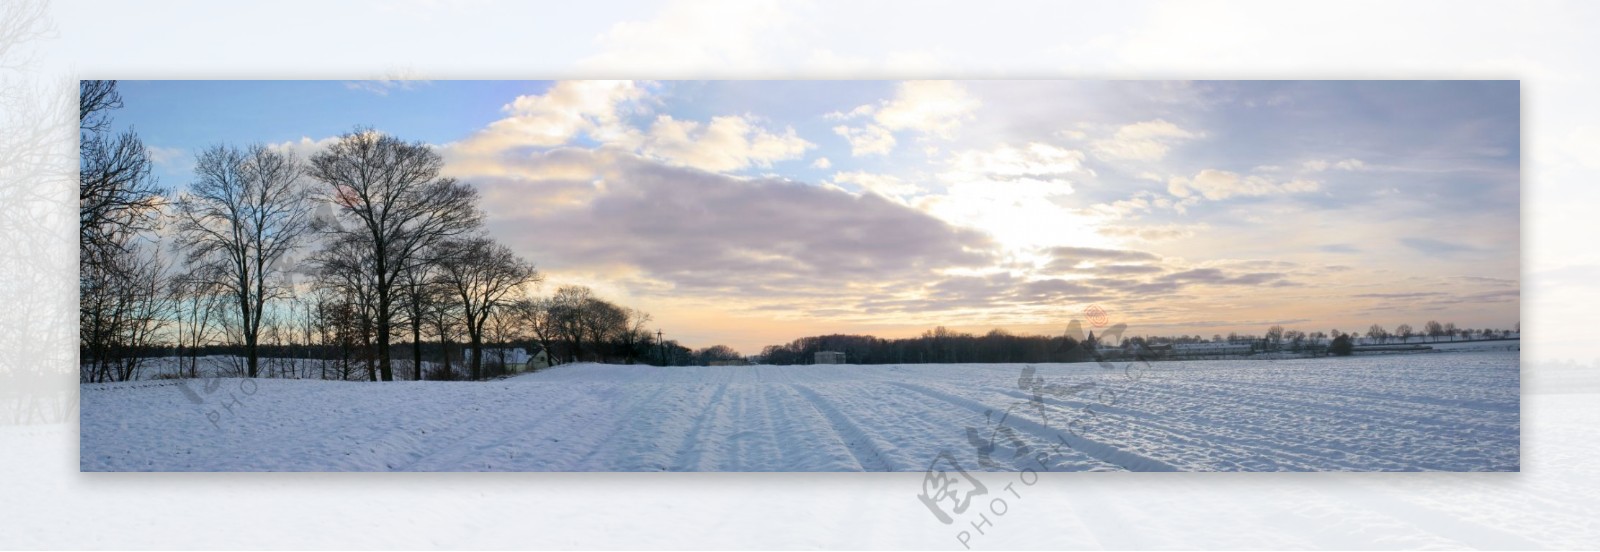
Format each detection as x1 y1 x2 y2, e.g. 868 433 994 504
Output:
469 331 483 381
412 317 424 381
377 298 393 381
434 317 452 380
241 291 258 378
246 335 259 379
362 315 376 382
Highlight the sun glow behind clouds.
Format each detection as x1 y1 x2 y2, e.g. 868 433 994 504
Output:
920 141 1114 257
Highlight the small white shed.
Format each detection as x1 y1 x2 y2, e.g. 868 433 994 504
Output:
814 351 846 364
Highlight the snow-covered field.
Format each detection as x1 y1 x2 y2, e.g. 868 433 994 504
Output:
80 351 1519 471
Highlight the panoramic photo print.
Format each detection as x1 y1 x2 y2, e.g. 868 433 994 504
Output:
78 80 1520 472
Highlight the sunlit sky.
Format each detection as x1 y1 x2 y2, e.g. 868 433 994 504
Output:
117 80 1520 353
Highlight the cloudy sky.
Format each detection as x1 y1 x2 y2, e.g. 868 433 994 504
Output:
118 80 1519 353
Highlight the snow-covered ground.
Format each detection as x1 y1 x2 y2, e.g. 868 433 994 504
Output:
80 351 1519 472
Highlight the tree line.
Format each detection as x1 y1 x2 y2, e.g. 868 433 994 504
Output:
78 81 688 383
754 320 1522 365
756 326 1102 365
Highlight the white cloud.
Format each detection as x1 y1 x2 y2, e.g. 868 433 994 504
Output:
446 81 813 174
1090 119 1199 161
267 135 345 161
1167 169 1320 200
1098 223 1207 242
1335 159 1366 170
454 80 646 155
945 142 1087 181
824 104 875 121
872 80 980 139
828 80 982 156
639 114 813 172
1303 158 1366 171
810 157 832 169
832 170 921 199
833 124 896 157
1087 191 1156 219
1283 178 1320 193
145 145 188 167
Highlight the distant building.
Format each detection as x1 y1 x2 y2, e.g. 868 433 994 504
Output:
465 346 550 372
1171 342 1252 355
815 351 846 364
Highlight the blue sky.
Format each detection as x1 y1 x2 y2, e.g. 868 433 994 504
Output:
114 80 1520 352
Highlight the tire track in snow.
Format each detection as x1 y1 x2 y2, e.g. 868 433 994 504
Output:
563 382 700 471
1173 376 1516 433
553 382 679 471
790 384 899 471
710 383 785 471
762 384 864 470
1145 378 1515 470
986 386 1400 471
671 383 731 471
888 381 1178 472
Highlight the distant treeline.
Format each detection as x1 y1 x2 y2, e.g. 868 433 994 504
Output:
756 327 1105 365
755 321 1523 365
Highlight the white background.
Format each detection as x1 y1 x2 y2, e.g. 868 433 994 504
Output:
3 0 1598 549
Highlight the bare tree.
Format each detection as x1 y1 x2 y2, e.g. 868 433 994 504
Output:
173 145 314 378
1424 320 1444 342
1265 325 1285 351
78 80 169 383
1395 323 1414 343
1367 324 1387 345
1285 330 1306 352
308 129 483 381
1308 331 1328 355
302 286 337 379
397 255 443 380
322 290 365 381
618 307 653 364
580 298 627 363
549 285 594 362
312 232 382 381
436 236 540 380
80 244 170 382
511 297 560 367
1444 321 1458 342
425 286 463 380
170 274 223 378
484 300 528 376
79 81 162 263
694 345 743 366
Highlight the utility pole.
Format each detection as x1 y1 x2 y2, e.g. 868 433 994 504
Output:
656 329 665 366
